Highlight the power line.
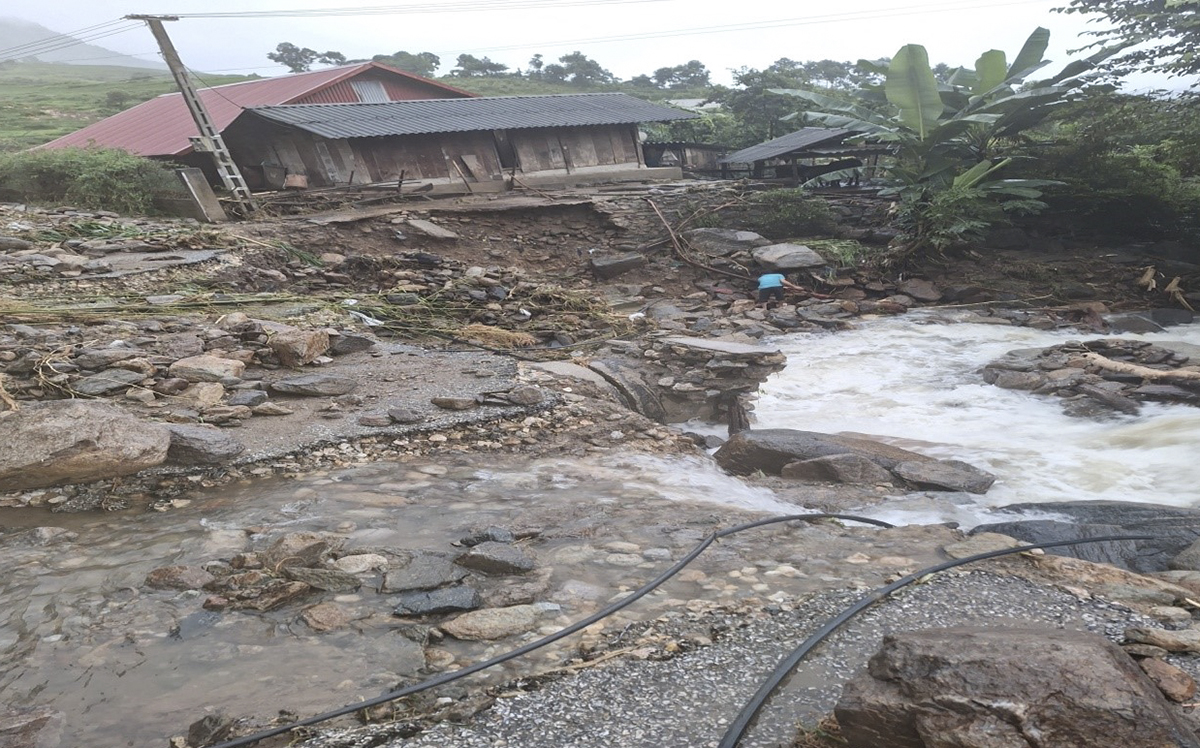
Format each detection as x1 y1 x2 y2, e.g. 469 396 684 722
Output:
0 23 143 62
458 0 1057 55
0 19 129 58
164 0 671 18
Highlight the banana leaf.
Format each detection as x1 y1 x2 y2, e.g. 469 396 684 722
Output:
885 44 944 140
974 50 1008 93
1006 27 1050 82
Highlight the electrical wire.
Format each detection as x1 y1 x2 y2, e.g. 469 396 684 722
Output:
167 0 671 18
716 533 1159 748
0 19 129 58
206 512 895 748
0 23 143 63
460 0 1057 55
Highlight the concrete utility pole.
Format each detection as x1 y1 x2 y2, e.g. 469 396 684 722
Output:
126 14 256 215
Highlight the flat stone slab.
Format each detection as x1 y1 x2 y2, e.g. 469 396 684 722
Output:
659 336 783 357
406 219 458 240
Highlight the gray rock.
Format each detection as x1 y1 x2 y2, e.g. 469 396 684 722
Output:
751 242 827 271
271 374 358 397
227 390 268 407
268 328 329 368
431 397 477 411
0 236 33 251
456 541 536 575
329 332 377 355
590 253 646 280
382 552 469 592
440 603 557 641
504 386 544 406
0 400 170 491
460 526 516 547
714 428 937 476
979 501 1200 573
166 424 245 465
71 368 146 395
891 459 995 494
358 414 393 427
406 218 458 240
895 278 943 302
262 532 337 569
388 407 425 424
281 566 362 592
144 565 215 590
836 627 1200 748
301 602 353 632
781 454 894 485
73 348 141 370
392 585 482 616
1171 537 1200 572
991 369 1047 390
168 355 245 383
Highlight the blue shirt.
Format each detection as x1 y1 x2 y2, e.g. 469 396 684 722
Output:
758 273 786 290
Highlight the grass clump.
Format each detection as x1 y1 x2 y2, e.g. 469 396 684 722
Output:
0 147 183 215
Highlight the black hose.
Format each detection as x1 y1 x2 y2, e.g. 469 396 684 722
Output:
209 512 894 748
716 533 1158 748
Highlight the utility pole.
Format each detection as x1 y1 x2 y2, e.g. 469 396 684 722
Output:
126 14 256 215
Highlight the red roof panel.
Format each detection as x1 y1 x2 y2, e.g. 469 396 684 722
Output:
39 62 474 157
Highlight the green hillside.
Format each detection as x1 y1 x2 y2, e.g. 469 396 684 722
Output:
0 61 253 152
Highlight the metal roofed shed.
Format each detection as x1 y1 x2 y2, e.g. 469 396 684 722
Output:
222 93 699 193
720 127 889 186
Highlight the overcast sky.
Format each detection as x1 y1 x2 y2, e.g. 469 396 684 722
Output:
3 0 1182 90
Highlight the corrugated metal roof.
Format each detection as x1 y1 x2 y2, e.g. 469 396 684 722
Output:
244 93 699 138
39 62 475 157
720 128 852 164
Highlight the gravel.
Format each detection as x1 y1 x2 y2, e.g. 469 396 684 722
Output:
296 569 1194 748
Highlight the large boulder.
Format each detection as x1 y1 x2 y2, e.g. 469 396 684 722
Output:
716 429 994 493
836 627 1200 748
751 243 827 272
976 500 1200 572
0 401 170 491
715 429 930 475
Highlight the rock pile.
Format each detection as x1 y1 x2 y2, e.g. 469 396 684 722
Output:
715 428 996 493
145 527 561 644
983 337 1200 417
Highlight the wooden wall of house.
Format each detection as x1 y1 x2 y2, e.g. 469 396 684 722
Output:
350 132 502 184
510 125 641 173
683 146 724 172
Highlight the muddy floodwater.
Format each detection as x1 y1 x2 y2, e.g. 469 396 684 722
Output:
4 315 1200 746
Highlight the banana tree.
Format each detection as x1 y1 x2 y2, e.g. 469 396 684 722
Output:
771 28 1112 257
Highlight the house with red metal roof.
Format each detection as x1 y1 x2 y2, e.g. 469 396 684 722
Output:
38 62 475 163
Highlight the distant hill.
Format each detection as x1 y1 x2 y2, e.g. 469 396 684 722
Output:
0 61 252 153
0 16 166 70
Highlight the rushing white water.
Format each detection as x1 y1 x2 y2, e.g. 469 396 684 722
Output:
752 314 1200 525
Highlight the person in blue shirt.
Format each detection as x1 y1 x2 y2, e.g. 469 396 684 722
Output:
757 272 802 308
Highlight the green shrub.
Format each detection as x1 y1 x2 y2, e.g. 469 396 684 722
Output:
0 147 183 215
748 189 839 239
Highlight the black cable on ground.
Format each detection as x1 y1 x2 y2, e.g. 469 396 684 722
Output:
209 513 894 748
717 533 1158 748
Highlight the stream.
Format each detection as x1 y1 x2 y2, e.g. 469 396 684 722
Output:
2 314 1199 746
